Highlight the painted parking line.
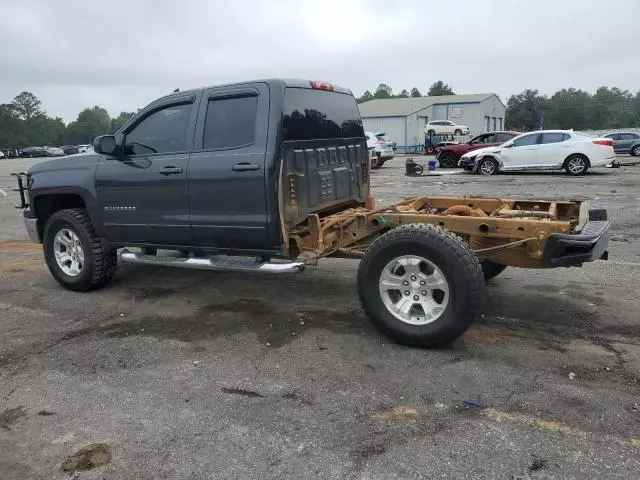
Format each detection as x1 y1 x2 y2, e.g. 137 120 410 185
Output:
0 188 7 197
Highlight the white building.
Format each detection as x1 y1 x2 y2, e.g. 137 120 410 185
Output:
359 94 506 146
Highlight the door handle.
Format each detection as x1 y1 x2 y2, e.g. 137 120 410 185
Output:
160 166 183 175
232 163 260 171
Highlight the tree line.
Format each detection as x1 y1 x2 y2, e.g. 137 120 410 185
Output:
357 81 640 131
0 92 135 149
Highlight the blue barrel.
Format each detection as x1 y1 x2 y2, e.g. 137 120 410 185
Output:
428 159 437 171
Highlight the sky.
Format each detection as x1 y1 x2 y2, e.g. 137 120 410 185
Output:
1 0 638 123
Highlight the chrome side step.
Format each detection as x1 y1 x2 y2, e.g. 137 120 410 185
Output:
119 249 305 274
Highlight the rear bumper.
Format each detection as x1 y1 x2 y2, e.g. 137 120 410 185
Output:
542 204 610 266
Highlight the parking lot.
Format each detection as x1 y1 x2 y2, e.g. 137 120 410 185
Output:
1 155 639 479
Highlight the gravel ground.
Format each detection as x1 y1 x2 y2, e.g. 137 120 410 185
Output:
1 155 639 479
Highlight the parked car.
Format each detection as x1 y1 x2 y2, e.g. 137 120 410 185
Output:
373 132 396 151
77 144 91 153
0 150 5 159
60 145 80 155
365 131 394 168
436 131 520 168
19 147 50 158
602 132 640 156
425 120 470 136
459 130 615 176
44 147 65 157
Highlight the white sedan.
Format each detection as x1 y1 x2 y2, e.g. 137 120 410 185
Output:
458 130 615 176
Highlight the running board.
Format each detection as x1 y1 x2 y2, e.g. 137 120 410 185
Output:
119 250 305 274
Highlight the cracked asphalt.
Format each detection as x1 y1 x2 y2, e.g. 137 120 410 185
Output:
1 155 639 479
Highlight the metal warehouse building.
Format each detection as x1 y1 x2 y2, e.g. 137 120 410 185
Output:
358 94 506 146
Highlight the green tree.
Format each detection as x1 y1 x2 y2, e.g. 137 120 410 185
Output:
505 89 549 131
547 88 592 129
410 87 422 97
65 106 111 145
398 89 409 98
0 103 29 147
427 81 454 96
590 87 636 129
357 90 373 104
110 111 136 133
31 116 66 146
11 92 44 122
374 83 392 99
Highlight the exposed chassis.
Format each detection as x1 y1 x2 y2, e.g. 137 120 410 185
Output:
290 196 610 269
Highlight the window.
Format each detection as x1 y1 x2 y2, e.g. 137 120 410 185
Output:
283 88 363 141
496 132 516 142
203 95 258 150
604 133 619 140
619 133 639 140
512 133 539 147
540 132 570 144
481 134 496 143
498 118 503 130
444 121 453 126
492 117 497 130
125 103 193 155
485 116 490 132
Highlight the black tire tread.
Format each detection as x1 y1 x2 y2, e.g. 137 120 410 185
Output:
357 224 484 347
45 208 117 291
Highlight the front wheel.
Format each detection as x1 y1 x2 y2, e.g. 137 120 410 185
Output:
43 208 117 291
564 155 588 176
357 224 484 348
477 157 498 176
438 152 458 168
454 129 462 136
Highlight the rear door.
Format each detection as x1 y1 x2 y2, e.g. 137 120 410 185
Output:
96 95 198 244
537 132 571 167
187 83 270 249
500 132 540 169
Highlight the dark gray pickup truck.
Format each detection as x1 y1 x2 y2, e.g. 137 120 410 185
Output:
13 79 610 347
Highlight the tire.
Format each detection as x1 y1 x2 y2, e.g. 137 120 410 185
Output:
357 224 484 348
43 208 117 292
371 154 381 169
631 145 640 157
477 157 498 176
454 129 462 136
564 154 588 176
413 164 424 175
480 260 507 282
438 152 458 168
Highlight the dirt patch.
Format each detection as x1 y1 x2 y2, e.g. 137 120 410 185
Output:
529 458 548 472
369 405 419 421
37 410 55 416
61 443 111 472
281 391 313 406
221 387 264 398
0 405 26 430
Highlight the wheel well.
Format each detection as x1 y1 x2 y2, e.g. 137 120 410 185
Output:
563 153 590 168
33 194 86 237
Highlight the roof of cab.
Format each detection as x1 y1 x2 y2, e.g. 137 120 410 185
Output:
156 79 352 103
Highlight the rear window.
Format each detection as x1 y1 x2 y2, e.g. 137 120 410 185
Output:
282 88 364 141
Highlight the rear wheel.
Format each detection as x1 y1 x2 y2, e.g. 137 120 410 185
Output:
357 224 484 348
438 152 458 168
43 208 117 291
631 145 640 157
478 157 498 176
564 155 588 176
371 154 382 169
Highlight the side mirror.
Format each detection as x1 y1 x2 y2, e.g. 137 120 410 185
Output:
93 134 123 156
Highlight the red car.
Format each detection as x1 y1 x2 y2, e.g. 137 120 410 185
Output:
436 131 520 168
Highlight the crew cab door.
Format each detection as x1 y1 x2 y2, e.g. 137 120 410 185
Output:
500 132 540 170
95 94 198 244
187 83 271 250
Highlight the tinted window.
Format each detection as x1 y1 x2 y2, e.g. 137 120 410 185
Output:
283 88 363 141
540 132 569 144
604 133 618 140
481 134 496 143
619 133 638 140
125 103 193 155
496 133 516 142
512 133 539 147
203 95 258 150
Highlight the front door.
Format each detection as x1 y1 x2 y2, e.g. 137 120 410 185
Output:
187 83 271 250
500 132 540 170
96 96 198 244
